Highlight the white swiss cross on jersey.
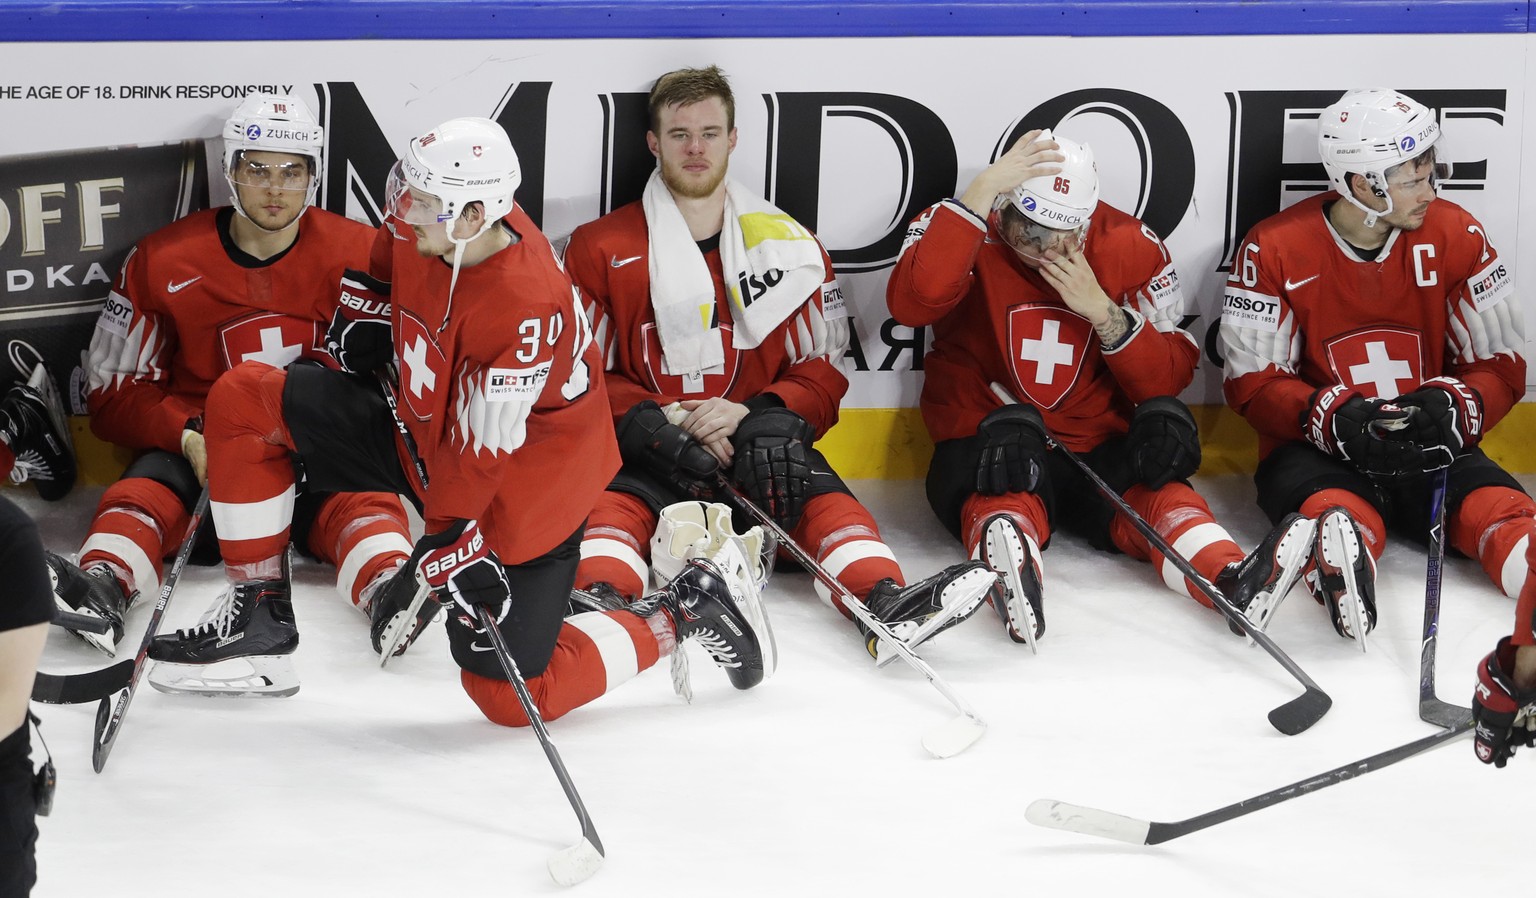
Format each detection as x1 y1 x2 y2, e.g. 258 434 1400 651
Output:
218 312 325 371
1006 304 1093 409
641 320 741 396
397 310 447 422
1324 328 1424 399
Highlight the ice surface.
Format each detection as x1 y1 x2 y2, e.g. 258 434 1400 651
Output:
20 475 1534 897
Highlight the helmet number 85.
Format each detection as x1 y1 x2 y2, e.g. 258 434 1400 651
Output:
1053 177 1071 194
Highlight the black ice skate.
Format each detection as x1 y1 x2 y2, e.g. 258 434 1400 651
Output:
635 558 766 691
147 558 299 696
45 551 137 657
862 562 1000 663
366 560 441 662
974 514 1045 650
1307 506 1377 649
0 363 76 501
1217 512 1316 637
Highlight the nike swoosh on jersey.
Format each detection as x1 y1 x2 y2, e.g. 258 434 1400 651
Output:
1284 274 1319 291
167 276 203 293
611 255 643 268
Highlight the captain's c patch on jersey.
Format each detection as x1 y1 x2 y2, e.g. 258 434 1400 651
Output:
1221 288 1281 333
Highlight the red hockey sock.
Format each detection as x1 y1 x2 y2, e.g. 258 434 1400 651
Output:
1114 484 1243 608
792 491 900 617
575 490 656 599
460 610 661 727
204 363 298 579
1449 486 1536 600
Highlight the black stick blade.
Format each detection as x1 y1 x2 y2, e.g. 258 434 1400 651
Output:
1267 686 1332 735
92 687 129 773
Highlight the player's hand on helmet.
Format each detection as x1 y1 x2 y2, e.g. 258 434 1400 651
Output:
958 130 1064 215
975 402 1049 496
325 269 394 375
415 519 511 624
1395 376 1483 471
1303 385 1419 479
1472 637 1536 768
1128 396 1201 490
731 407 814 529
617 400 719 485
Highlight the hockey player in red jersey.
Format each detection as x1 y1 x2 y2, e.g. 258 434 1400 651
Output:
46 95 414 688
159 116 767 726
563 65 1000 660
1221 88 1530 650
889 131 1315 647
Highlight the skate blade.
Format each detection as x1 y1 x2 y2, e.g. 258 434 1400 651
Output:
874 571 994 669
1318 514 1368 652
148 656 299 697
378 578 433 668
988 524 1039 654
1241 518 1316 646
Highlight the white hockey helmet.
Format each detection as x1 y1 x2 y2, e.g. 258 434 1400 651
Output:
385 117 520 238
1318 88 1442 223
223 94 324 208
997 132 1098 260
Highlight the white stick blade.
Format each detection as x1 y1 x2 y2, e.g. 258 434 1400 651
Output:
1026 800 1152 845
921 715 985 758
548 839 604 887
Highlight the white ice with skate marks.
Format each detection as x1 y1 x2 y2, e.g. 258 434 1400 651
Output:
19 476 1536 897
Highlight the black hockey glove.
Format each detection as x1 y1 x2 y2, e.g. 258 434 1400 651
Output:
325 269 394 375
975 403 1048 496
1127 395 1201 490
415 519 511 624
732 406 814 529
1395 376 1484 471
1472 636 1536 768
1302 385 1418 479
617 400 719 485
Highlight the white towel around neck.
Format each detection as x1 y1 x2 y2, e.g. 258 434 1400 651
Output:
642 171 826 391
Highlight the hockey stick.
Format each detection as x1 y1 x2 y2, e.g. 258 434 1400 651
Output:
1419 467 1472 728
374 366 437 667
92 485 209 772
989 383 1329 736
476 605 604 886
32 661 131 705
1027 721 1472 844
718 477 987 759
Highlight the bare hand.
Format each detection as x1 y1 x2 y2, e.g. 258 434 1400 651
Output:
679 397 750 465
959 130 1065 216
181 429 208 485
1037 248 1115 325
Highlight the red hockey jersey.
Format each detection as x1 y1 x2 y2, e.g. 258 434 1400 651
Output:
887 199 1198 451
86 207 373 454
562 201 849 438
1219 193 1525 459
377 208 619 563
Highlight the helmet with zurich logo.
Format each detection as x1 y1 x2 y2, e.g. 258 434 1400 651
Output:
1317 88 1442 222
222 94 324 208
997 132 1098 261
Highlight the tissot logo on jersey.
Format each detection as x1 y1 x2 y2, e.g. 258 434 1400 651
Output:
97 292 134 339
1220 288 1281 333
1469 260 1511 312
484 363 550 401
1146 267 1183 309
